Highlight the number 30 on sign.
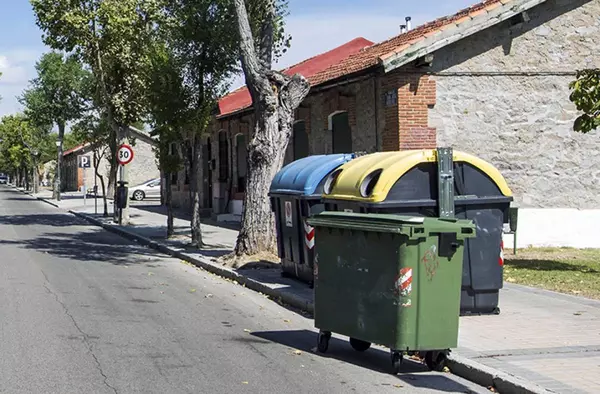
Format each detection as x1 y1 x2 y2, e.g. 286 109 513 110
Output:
117 144 134 166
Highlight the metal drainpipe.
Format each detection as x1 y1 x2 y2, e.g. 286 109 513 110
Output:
373 76 379 152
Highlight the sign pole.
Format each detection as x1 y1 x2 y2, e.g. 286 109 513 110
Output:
118 164 124 225
94 167 98 215
83 166 87 206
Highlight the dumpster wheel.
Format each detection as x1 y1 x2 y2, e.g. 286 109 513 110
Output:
424 350 449 372
317 331 331 353
391 351 403 374
349 338 371 352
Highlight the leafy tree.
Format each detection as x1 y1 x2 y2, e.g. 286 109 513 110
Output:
570 69 600 133
144 0 239 246
19 51 89 200
232 0 310 257
0 115 44 191
31 0 161 224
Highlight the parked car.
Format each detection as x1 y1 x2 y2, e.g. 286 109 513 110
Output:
129 178 161 201
0 174 8 185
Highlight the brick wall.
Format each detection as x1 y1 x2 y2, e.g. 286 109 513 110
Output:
382 71 437 151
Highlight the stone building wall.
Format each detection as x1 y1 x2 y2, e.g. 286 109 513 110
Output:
429 0 600 208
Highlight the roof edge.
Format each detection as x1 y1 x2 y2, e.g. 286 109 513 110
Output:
380 0 548 73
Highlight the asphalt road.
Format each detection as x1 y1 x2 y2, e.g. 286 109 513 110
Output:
0 186 488 394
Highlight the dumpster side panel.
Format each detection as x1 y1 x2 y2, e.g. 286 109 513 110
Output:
314 224 464 352
277 197 304 276
397 236 464 351
314 228 400 348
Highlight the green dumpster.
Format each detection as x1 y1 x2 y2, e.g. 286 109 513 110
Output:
307 211 476 373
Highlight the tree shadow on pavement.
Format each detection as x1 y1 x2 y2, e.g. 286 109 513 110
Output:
251 330 478 393
0 213 87 227
133 203 241 232
0 229 163 266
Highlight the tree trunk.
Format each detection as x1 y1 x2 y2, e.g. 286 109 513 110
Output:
24 167 30 191
107 125 118 219
94 149 109 217
190 136 204 247
232 0 310 256
32 159 39 194
54 122 65 200
166 172 174 238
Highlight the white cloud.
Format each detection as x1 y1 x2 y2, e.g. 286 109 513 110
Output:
0 48 45 117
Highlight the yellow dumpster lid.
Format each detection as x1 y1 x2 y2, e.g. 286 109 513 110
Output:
322 150 512 203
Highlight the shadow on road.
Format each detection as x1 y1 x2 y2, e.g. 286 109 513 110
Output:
0 213 87 227
252 329 477 393
0 229 162 266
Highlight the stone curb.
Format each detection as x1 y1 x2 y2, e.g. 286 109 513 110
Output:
13 186 550 394
447 355 555 394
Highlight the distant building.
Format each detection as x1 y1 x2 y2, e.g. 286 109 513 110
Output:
61 128 160 193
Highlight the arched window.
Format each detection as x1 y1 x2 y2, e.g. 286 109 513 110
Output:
331 112 352 154
293 121 309 160
218 131 228 181
236 134 247 193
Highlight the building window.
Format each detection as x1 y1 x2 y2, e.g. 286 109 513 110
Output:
236 134 247 193
293 121 309 160
331 112 352 154
218 130 228 181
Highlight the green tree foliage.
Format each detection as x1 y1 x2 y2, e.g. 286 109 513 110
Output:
19 52 89 132
143 0 240 244
570 69 600 133
0 114 49 190
31 0 162 222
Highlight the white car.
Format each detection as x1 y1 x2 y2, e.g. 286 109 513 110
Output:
0 174 8 185
129 178 161 201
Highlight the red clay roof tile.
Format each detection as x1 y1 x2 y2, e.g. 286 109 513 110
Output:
310 0 507 86
217 37 374 117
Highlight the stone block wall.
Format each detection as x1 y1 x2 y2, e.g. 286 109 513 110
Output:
429 0 600 209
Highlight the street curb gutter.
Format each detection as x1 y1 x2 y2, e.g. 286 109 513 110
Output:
447 355 555 394
12 187 548 394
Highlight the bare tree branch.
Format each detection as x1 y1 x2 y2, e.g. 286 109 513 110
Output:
258 0 275 69
233 0 266 93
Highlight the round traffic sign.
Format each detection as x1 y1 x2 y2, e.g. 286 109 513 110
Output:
117 144 134 165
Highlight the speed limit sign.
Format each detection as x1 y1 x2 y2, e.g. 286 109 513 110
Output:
117 144 134 165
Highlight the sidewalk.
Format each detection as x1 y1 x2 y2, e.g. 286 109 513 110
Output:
21 187 600 394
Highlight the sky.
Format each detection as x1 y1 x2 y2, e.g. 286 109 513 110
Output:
0 0 476 118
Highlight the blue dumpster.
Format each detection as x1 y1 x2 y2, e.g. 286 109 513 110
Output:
270 154 355 285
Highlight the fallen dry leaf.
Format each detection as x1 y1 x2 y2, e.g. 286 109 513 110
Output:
189 288 196 293
283 319 291 323
293 350 302 355
488 386 497 392
205 293 213 298
243 329 251 333
443 366 450 373
394 384 403 388
147 272 154 276
241 381 248 385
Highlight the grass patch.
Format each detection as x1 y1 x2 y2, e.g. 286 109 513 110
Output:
504 247 600 299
